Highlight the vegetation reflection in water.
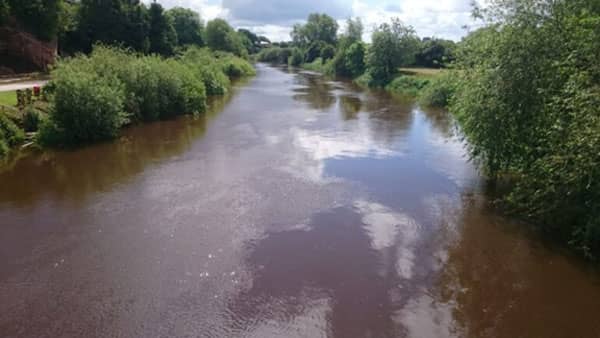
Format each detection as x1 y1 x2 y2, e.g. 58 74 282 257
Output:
0 92 236 207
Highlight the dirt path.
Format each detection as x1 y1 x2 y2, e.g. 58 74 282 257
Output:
0 79 49 92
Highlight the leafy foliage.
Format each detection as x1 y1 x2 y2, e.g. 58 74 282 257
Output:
167 7 204 46
291 13 338 48
148 2 177 56
205 19 245 57
418 71 457 107
288 48 304 66
0 112 25 158
40 46 252 146
451 0 600 258
7 0 62 41
0 113 24 150
385 75 430 97
366 18 419 86
41 70 127 145
256 47 293 64
414 38 456 68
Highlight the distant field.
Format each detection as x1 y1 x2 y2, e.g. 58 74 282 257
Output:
0 91 16 106
399 67 443 77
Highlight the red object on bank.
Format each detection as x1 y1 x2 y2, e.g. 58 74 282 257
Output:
33 86 41 96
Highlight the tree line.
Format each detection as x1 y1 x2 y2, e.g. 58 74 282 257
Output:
0 0 270 58
257 13 455 86
0 1 259 157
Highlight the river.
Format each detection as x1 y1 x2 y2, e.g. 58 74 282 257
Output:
1 64 600 337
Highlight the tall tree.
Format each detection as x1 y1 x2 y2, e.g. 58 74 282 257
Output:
366 18 419 85
166 7 203 46
205 18 244 56
148 1 177 55
77 0 128 52
8 0 62 41
291 13 338 47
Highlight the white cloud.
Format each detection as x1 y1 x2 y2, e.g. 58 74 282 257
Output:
152 0 483 42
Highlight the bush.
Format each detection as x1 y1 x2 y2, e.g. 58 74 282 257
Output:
0 113 24 152
217 53 256 78
331 42 366 78
385 75 430 96
179 48 231 95
301 58 329 73
288 48 304 67
41 71 127 145
418 72 457 107
0 137 7 157
22 105 44 132
450 1 600 258
345 42 366 77
257 47 293 64
320 44 336 61
353 72 373 87
39 45 254 148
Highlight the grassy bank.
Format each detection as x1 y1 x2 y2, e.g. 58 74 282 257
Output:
0 91 17 106
0 46 254 158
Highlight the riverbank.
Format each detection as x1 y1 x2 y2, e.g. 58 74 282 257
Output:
0 46 255 160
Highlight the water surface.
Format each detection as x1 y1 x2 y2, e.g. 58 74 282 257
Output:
1 64 600 337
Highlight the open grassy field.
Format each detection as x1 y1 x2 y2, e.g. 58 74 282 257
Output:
398 67 443 78
0 91 16 106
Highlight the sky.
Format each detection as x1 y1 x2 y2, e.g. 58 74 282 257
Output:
147 0 484 42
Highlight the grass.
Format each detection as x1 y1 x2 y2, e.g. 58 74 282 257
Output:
0 91 17 106
398 67 443 78
301 58 330 74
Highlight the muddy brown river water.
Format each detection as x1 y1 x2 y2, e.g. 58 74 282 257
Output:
1 64 600 337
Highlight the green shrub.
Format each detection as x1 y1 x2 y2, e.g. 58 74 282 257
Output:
288 48 304 67
0 137 7 157
257 47 293 64
179 47 235 95
320 44 336 61
344 42 366 77
331 42 366 78
353 72 373 88
22 105 44 132
38 45 253 148
0 113 25 147
302 58 331 74
217 54 256 78
385 75 430 96
41 71 127 145
198 65 230 96
418 72 457 107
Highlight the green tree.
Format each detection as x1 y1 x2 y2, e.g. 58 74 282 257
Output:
344 17 363 45
331 18 365 77
291 13 338 48
8 0 62 41
77 0 124 50
451 0 600 258
288 48 304 66
122 1 150 53
366 18 418 86
344 42 365 77
148 2 177 55
205 18 244 56
415 38 455 68
167 7 204 46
